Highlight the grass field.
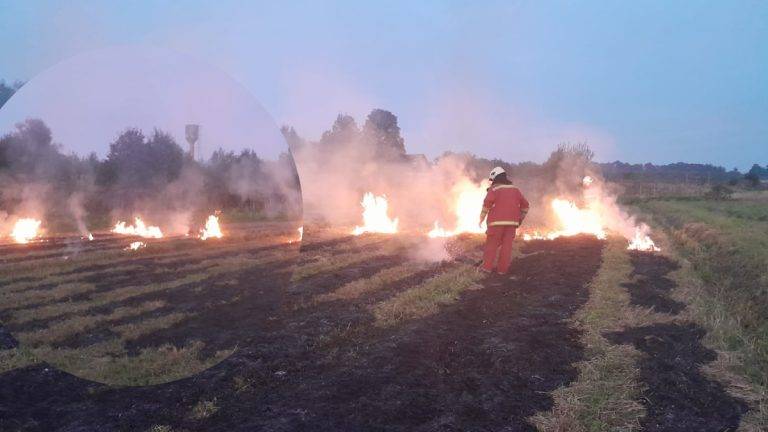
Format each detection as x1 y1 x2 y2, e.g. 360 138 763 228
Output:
633 191 768 428
0 221 765 431
0 222 300 386
635 193 768 385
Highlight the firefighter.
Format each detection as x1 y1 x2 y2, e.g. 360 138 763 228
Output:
479 167 529 274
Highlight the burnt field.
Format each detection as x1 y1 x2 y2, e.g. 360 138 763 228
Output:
0 227 759 431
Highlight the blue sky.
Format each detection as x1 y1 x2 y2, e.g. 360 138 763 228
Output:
0 0 765 169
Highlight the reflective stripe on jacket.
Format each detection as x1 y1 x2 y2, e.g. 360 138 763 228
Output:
480 184 529 227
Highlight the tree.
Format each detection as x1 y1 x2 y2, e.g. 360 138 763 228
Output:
362 109 405 158
706 184 734 200
281 125 305 153
744 172 761 188
320 114 360 149
747 164 768 180
101 128 184 189
0 118 61 178
147 129 184 183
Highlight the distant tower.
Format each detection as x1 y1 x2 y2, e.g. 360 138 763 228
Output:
185 124 200 160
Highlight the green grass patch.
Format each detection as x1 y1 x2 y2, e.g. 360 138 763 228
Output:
635 198 768 387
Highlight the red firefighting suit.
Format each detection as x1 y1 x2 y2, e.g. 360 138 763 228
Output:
480 183 529 274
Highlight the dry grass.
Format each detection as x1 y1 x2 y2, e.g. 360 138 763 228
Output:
634 199 768 429
190 398 220 420
16 300 167 345
666 242 768 430
25 340 233 386
315 261 428 302
8 273 208 325
114 312 192 341
531 237 645 432
0 282 97 310
373 264 482 325
0 231 293 385
0 347 38 373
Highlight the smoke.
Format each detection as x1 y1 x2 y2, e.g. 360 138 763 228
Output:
0 118 301 241
294 139 479 230
293 114 657 258
66 192 89 236
410 237 451 262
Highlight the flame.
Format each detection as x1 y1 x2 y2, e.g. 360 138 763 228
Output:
125 241 146 251
11 218 41 244
522 231 546 241
627 226 660 251
427 179 488 238
582 175 594 187
427 221 452 238
523 198 660 251
199 215 223 240
88 233 94 241
297 226 303 241
547 198 607 240
112 217 163 238
522 199 607 240
352 193 398 235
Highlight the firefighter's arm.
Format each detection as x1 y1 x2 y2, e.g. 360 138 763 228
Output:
519 192 530 223
480 189 495 225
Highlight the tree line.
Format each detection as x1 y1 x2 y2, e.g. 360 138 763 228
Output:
0 118 301 231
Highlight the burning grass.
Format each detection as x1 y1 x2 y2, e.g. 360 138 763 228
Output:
10 218 42 244
112 217 163 238
352 193 399 235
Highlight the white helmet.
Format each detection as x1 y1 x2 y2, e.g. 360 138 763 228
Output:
489 166 505 181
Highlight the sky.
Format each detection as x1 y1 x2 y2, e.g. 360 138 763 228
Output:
0 46 286 160
0 0 765 169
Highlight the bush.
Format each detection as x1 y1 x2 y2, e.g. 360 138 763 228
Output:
704 184 733 200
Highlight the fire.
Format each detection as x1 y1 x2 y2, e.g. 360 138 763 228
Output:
627 226 660 251
113 217 163 238
125 241 146 251
523 198 660 251
521 199 606 240
289 226 304 244
582 175 594 187
199 215 223 240
522 231 546 241
547 198 607 240
87 233 94 241
11 218 41 244
352 193 398 235
427 221 452 238
428 179 488 238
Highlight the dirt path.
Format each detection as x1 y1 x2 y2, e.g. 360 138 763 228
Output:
0 235 604 431
606 252 748 431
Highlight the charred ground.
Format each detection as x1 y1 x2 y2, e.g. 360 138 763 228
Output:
0 231 605 431
0 229 760 431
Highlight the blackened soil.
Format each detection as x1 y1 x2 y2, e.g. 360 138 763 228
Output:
0 325 17 349
606 252 748 431
0 235 603 432
622 253 685 314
